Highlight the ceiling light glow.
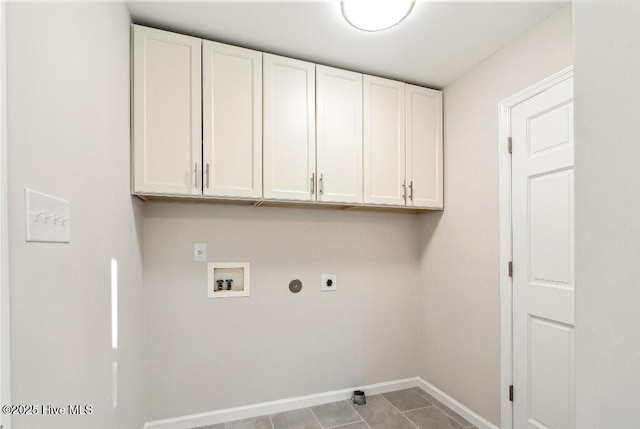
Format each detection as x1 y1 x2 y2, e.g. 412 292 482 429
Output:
341 0 415 32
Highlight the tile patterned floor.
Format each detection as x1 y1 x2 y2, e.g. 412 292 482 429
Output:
192 388 479 429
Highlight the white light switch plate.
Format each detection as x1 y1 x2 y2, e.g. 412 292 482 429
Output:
25 188 70 243
194 243 207 262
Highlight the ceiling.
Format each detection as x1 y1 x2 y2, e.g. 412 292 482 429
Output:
127 1 568 89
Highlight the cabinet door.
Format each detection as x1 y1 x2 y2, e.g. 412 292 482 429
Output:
263 54 316 201
363 76 406 205
406 85 443 209
202 41 262 198
316 65 363 204
132 25 202 196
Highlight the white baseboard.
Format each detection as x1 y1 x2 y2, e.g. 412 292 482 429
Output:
143 377 420 429
415 377 500 429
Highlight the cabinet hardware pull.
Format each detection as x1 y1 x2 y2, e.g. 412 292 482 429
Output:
320 173 324 195
409 181 413 201
311 173 315 195
194 163 199 189
205 163 210 189
402 181 406 201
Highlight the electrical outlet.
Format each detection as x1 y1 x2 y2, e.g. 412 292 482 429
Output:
193 243 207 262
321 274 337 292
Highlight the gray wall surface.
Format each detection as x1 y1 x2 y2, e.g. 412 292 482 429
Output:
417 5 573 426
6 3 144 428
143 203 420 421
144 203 418 420
574 1 640 427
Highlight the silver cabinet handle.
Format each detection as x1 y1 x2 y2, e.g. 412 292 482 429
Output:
409 180 413 201
205 163 210 189
311 173 315 195
319 173 324 195
194 163 199 189
402 181 406 201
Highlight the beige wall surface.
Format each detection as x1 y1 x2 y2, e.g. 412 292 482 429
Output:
6 3 144 429
416 5 573 426
574 1 640 427
143 203 420 421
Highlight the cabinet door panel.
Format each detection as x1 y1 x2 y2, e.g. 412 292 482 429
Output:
202 41 262 198
132 25 201 196
316 65 363 204
263 54 316 201
406 85 443 208
363 76 406 205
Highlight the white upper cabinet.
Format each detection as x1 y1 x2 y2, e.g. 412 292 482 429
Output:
363 75 406 205
263 54 316 201
202 41 262 199
316 65 363 204
131 26 443 211
406 85 443 209
132 25 202 196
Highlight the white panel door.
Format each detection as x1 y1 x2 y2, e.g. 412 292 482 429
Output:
132 25 202 196
263 54 316 201
316 65 363 204
202 41 262 199
363 76 406 205
512 77 574 429
406 85 443 209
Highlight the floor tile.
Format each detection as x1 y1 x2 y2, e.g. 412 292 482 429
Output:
412 388 445 408
333 422 369 429
311 400 362 428
440 409 473 428
351 395 415 429
412 389 473 427
226 416 273 429
382 388 431 411
271 408 321 429
404 407 464 429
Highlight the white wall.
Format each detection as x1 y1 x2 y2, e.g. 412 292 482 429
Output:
417 5 573 426
574 1 640 427
143 203 420 421
0 3 11 426
6 3 144 429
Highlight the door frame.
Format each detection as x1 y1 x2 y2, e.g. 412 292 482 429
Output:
498 66 573 429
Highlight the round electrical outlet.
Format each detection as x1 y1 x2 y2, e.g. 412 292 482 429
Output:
289 279 302 293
